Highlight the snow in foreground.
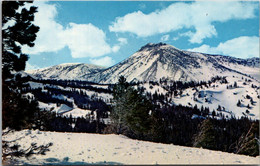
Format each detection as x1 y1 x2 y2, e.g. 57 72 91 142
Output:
3 130 259 165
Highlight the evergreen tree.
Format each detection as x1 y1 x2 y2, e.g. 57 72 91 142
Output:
250 98 254 105
234 81 238 88
2 1 40 130
124 88 152 138
2 87 40 130
237 100 241 107
193 119 217 150
111 76 152 138
236 122 259 156
212 110 216 118
111 76 129 133
2 1 39 79
112 76 129 100
149 110 167 142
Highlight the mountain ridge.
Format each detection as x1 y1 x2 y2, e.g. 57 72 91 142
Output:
26 43 260 83
26 63 105 80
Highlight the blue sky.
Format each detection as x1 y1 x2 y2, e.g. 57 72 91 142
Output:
22 1 259 70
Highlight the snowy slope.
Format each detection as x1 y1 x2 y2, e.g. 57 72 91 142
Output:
142 83 168 95
62 108 93 118
171 76 260 119
38 102 97 119
26 43 259 84
27 76 258 120
207 55 260 80
26 63 105 80
3 129 259 165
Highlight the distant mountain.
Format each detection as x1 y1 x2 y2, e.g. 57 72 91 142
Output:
26 63 105 80
204 55 260 80
87 43 259 83
26 43 259 83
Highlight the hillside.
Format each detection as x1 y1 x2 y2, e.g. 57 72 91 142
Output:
21 72 259 120
3 129 259 165
26 63 105 80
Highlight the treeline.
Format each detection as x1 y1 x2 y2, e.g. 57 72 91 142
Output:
148 105 258 156
163 76 227 94
4 86 109 133
106 76 259 157
12 77 111 134
31 78 113 94
23 86 110 112
33 110 106 133
133 76 228 101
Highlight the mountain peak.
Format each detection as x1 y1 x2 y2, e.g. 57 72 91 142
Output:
27 43 260 83
139 42 168 51
139 42 181 52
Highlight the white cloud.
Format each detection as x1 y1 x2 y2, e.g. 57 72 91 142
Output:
62 23 112 58
109 1 257 44
112 45 120 53
160 35 170 42
108 37 127 53
90 56 115 67
22 1 65 54
188 36 259 59
22 1 117 58
118 38 128 45
25 63 40 71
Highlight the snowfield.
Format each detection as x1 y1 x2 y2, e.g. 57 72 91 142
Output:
172 76 260 119
3 129 259 165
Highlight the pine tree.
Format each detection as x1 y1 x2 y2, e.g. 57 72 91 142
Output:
124 88 152 138
2 1 40 130
237 100 241 107
212 110 216 118
193 119 217 150
111 76 152 138
234 81 238 88
2 87 41 130
110 76 129 133
250 98 254 105
236 122 259 156
2 1 39 79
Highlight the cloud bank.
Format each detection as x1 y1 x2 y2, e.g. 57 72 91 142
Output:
188 36 259 59
109 1 257 44
90 56 116 67
22 1 122 59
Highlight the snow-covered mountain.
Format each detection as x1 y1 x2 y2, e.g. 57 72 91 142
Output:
26 63 105 80
26 43 259 83
205 55 260 80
